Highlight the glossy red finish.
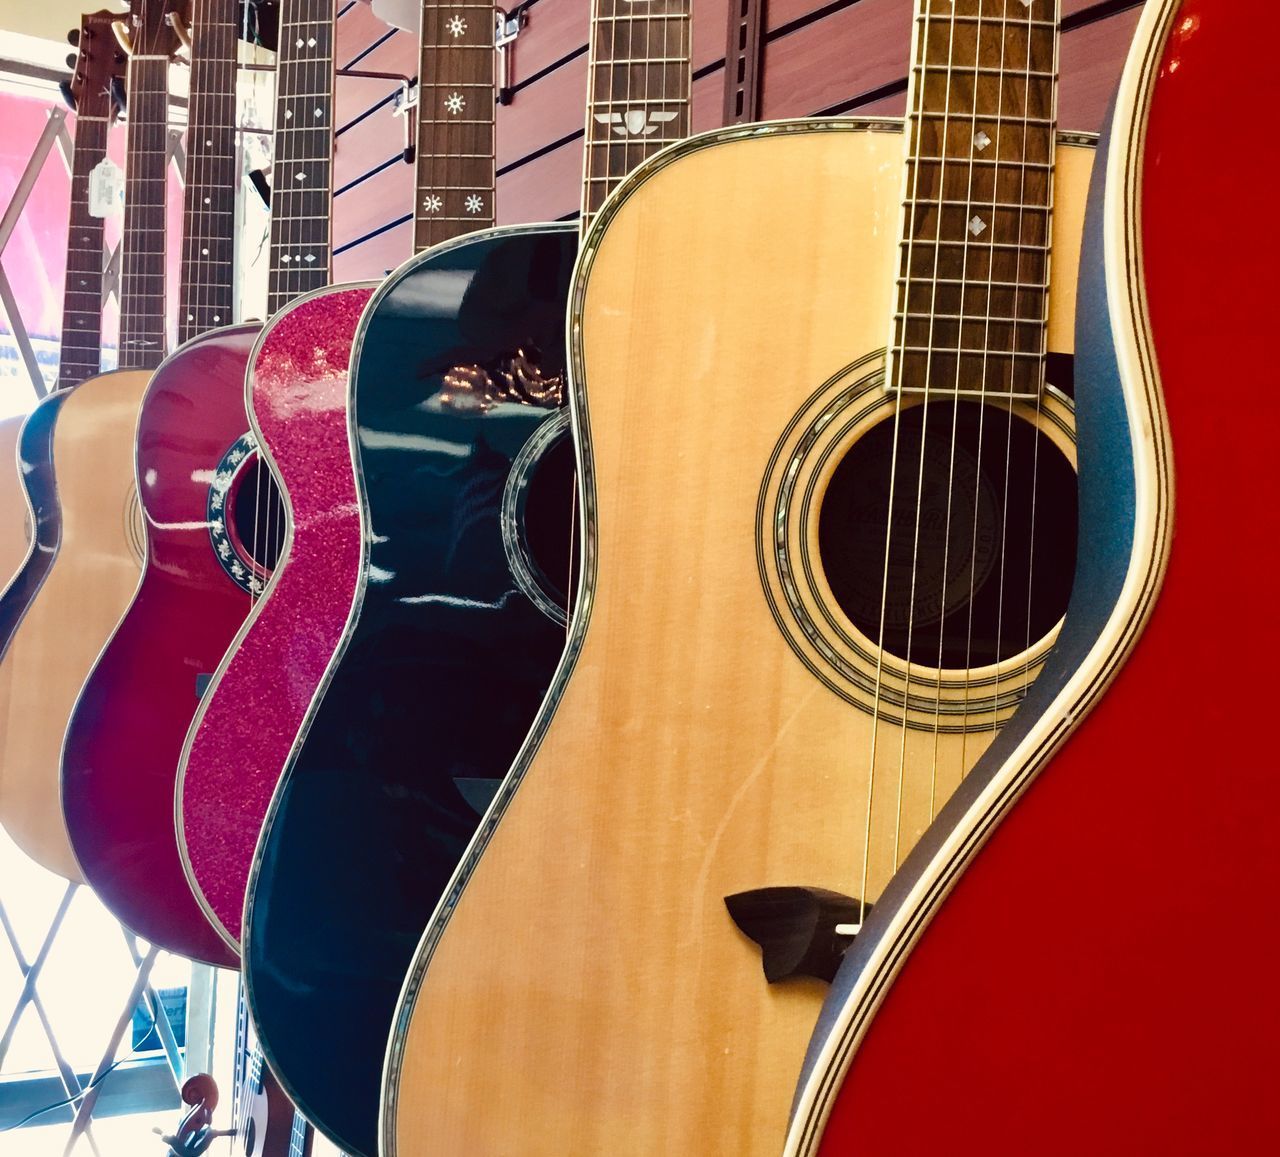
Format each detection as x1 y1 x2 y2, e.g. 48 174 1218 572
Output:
817 3 1279 1150
62 325 261 969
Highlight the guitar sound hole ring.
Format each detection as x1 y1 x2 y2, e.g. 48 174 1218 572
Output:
757 353 1077 732
501 408 576 625
207 432 286 596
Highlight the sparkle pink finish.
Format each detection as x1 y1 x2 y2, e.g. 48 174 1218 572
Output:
179 287 371 948
62 324 260 969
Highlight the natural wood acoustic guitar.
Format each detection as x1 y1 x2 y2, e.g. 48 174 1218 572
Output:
0 10 125 779
0 0 177 881
385 1 1098 1152
786 1 1277 1151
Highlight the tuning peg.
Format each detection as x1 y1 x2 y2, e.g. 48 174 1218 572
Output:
111 75 127 114
67 28 80 46
58 80 76 111
66 53 78 69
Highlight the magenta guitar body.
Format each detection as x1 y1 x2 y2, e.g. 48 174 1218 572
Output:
62 324 262 968
177 284 373 949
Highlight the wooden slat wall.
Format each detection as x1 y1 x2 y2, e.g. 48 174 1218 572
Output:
331 0 1143 271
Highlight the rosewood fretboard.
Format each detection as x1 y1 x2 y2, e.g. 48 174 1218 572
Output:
266 0 338 317
582 0 692 230
59 112 112 388
117 51 172 369
891 0 1060 399
178 0 241 345
413 2 497 250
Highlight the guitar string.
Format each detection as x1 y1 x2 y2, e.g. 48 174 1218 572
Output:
858 0 936 927
983 0 1043 745
993 0 1046 733
890 0 962 874
924 0 970 834
957 0 1010 778
1021 2 1060 686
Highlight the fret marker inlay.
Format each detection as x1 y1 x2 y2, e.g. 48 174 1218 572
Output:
968 215 987 236
465 194 483 214
445 92 466 114
447 15 466 36
594 110 679 137
974 131 991 151
423 194 443 212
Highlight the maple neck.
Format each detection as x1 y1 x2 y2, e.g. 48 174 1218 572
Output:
581 0 692 233
59 115 111 387
266 0 337 317
413 2 496 250
118 52 172 369
178 0 241 344
890 0 1060 400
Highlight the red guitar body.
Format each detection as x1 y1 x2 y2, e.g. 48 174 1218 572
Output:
62 325 262 969
791 2 1280 1151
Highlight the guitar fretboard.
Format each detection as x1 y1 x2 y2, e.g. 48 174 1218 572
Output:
178 0 241 345
118 54 172 369
59 114 111 387
891 0 1059 399
266 0 337 317
582 0 692 231
414 2 496 250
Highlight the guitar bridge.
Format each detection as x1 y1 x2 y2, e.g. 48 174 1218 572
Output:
725 886 868 984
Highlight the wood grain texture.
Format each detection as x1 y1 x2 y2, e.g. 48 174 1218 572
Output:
386 123 1093 1155
0 371 149 882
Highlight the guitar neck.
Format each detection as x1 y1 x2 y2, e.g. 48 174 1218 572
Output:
266 0 337 317
581 0 692 232
118 52 172 369
412 2 497 250
59 113 111 387
178 0 241 345
890 0 1061 400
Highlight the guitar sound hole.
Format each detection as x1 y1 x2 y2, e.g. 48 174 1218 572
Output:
227 455 286 576
521 428 578 614
818 400 1076 668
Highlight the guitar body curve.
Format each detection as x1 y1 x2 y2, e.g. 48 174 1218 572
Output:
62 327 261 966
384 122 1094 1155
788 2 1277 1151
177 283 376 951
0 413 35 597
243 222 577 1157
0 399 65 658
0 370 149 881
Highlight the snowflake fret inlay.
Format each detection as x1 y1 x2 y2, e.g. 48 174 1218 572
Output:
423 194 443 213
444 92 466 115
465 194 484 215
447 15 467 37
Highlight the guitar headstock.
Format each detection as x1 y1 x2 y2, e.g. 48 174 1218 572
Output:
117 0 183 60
63 9 129 119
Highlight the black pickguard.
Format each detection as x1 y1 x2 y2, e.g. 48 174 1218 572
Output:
243 224 578 1157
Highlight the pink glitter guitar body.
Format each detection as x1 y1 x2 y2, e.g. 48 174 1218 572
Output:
177 285 374 950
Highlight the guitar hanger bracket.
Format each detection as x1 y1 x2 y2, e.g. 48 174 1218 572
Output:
495 8 529 106
337 68 417 164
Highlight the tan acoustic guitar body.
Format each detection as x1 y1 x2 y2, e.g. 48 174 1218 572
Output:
386 121 1094 1156
0 415 32 584
0 371 149 881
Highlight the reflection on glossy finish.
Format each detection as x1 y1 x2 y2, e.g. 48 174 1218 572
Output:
62 326 262 968
179 285 375 950
244 225 577 1157
0 396 66 657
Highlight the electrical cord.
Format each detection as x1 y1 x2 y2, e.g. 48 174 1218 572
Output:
0 1006 159 1133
